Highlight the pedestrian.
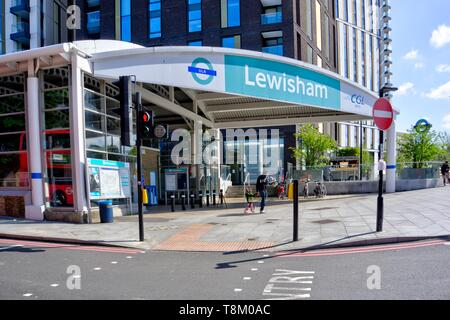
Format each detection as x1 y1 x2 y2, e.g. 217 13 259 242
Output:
256 173 269 214
441 161 449 186
244 187 255 214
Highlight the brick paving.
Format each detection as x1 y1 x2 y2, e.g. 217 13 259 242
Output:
153 224 275 252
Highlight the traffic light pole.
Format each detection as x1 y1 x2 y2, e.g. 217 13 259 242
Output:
136 92 144 242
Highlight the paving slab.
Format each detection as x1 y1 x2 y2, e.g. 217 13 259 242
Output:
0 187 449 252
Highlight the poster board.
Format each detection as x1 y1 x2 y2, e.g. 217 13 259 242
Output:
87 158 131 200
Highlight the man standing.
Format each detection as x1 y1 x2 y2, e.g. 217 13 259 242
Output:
441 161 449 186
256 173 268 214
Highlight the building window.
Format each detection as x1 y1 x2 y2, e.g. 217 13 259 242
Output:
221 0 240 28
344 0 349 21
149 0 162 38
302 0 313 40
353 0 358 25
324 14 330 60
343 25 349 78
261 6 282 25
188 40 202 46
262 35 283 56
307 44 313 64
368 35 373 90
352 28 357 82
222 35 241 48
87 11 101 35
361 31 366 87
315 0 322 51
121 0 131 41
188 0 202 33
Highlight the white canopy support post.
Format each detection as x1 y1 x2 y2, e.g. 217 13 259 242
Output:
25 60 45 220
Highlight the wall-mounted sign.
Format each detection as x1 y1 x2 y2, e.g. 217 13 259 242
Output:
87 158 131 200
93 49 382 117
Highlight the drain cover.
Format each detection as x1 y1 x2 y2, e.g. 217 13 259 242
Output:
313 219 340 224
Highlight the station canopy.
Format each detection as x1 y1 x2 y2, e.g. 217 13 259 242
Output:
1 40 394 129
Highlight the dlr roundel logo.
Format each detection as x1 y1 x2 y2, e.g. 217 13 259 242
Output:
351 94 365 105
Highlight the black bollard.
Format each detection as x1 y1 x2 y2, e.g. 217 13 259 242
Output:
212 190 217 206
198 191 203 208
181 193 186 211
170 194 175 212
293 180 299 241
190 193 195 209
219 189 224 206
206 191 210 207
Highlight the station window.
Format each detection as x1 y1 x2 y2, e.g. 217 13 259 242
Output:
41 67 73 207
188 0 202 33
0 75 27 188
149 0 162 38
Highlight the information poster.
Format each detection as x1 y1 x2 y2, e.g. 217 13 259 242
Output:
87 158 131 200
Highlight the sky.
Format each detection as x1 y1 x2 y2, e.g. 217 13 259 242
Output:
391 0 450 134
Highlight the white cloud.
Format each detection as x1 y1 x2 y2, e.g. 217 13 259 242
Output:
430 25 450 48
436 64 450 73
396 82 415 96
414 63 425 69
403 49 419 60
443 115 450 130
425 81 450 100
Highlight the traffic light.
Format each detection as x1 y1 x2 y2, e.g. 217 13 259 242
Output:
140 110 155 140
114 76 133 147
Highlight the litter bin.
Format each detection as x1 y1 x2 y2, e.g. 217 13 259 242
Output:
99 200 114 223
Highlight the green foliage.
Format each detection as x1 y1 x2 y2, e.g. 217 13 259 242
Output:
291 124 337 167
397 127 447 168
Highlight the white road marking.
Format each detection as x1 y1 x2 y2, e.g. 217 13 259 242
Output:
243 277 251 280
234 288 243 292
251 268 258 271
111 261 118 264
126 256 133 259
50 284 59 287
262 269 315 300
93 267 102 271
257 261 264 264
0 245 23 251
23 293 33 297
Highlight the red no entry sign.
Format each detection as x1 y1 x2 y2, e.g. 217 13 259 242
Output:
372 98 394 131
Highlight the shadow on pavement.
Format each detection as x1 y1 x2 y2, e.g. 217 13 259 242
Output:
214 231 378 269
0 246 46 253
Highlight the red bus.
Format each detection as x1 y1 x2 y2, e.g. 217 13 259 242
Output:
19 129 73 207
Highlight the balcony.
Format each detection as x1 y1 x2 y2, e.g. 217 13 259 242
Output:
262 44 283 56
10 22 30 46
261 12 282 25
10 0 30 19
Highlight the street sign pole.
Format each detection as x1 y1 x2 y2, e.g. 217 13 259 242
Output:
377 130 384 232
136 92 144 242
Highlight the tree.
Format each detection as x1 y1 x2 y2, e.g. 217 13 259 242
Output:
397 127 446 168
291 124 337 167
336 147 373 173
